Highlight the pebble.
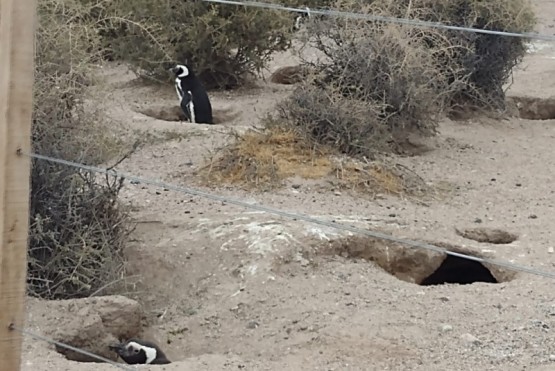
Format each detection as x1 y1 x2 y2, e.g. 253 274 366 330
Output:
247 321 259 329
460 333 481 346
440 324 453 333
549 355 555 362
548 247 554 254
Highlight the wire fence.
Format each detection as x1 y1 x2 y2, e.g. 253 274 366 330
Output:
23 151 555 280
12 0 555 368
202 0 555 42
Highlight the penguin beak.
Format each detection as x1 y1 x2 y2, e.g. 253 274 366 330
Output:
169 66 178 75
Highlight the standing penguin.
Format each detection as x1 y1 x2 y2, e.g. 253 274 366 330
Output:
109 338 171 365
170 64 214 124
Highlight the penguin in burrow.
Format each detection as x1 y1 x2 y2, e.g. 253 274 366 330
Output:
170 64 214 124
109 338 171 365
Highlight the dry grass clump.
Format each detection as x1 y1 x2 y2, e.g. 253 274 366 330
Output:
28 0 132 300
278 0 535 157
200 127 331 189
199 126 431 197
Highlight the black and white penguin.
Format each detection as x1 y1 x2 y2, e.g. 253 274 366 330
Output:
109 338 171 365
170 64 214 124
293 6 312 31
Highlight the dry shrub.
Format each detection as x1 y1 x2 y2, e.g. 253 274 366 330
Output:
365 0 536 111
280 21 450 158
29 0 132 299
199 126 430 197
78 0 328 89
280 0 535 157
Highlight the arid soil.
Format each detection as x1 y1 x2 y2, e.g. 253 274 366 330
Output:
21 1 555 370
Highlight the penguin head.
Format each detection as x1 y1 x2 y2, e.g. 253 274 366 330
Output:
170 64 193 79
109 338 171 365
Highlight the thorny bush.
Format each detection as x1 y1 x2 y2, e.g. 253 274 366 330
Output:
278 0 535 158
78 0 332 89
29 0 132 300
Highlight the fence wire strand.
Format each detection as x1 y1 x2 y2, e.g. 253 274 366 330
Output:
23 151 555 280
9 324 135 370
201 0 555 42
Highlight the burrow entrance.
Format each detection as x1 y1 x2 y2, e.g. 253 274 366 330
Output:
317 236 516 286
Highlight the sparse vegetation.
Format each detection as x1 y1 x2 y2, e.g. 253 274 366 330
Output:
202 0 535 192
27 0 536 296
199 126 431 198
29 0 132 300
79 0 329 89
276 0 535 158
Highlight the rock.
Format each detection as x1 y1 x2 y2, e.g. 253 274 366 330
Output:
549 355 555 362
269 65 306 85
460 333 481 346
548 247 554 254
440 324 453 333
247 321 259 329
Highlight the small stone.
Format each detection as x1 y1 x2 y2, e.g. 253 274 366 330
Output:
516 183 522 187
548 247 554 254
440 324 453 333
292 184 301 189
529 214 538 219
460 333 481 346
247 321 259 329
474 218 482 223
549 355 555 362
334 191 342 196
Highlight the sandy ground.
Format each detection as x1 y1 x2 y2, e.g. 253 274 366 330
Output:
20 1 555 370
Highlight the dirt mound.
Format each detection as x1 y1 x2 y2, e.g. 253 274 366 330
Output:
316 236 517 285
507 96 555 120
455 227 518 244
138 105 241 124
46 296 144 363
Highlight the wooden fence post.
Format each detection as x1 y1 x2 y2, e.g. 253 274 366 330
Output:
0 0 37 370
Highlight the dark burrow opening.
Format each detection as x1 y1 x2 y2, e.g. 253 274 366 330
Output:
321 236 516 286
420 255 498 286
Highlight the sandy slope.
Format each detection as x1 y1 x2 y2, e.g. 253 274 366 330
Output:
21 1 555 370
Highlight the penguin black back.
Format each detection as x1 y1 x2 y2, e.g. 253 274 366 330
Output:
171 64 213 124
109 338 171 365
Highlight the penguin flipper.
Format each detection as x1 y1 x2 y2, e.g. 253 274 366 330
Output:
179 93 193 122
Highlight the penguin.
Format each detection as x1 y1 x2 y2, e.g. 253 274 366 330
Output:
170 64 214 124
293 6 311 31
109 338 171 365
